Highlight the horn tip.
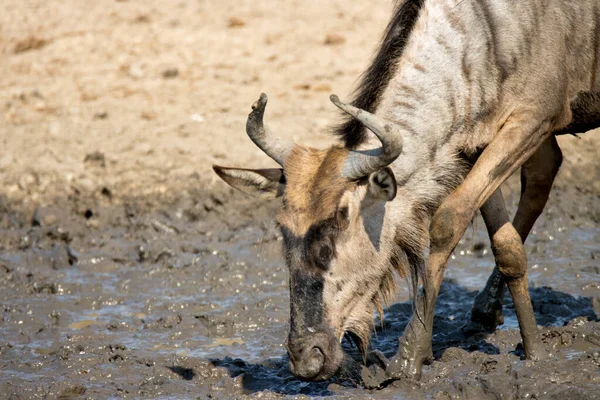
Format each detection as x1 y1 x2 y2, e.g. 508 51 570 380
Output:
212 164 225 177
330 94 340 104
251 93 268 112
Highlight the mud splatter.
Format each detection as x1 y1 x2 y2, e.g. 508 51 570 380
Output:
0 0 598 398
0 183 598 399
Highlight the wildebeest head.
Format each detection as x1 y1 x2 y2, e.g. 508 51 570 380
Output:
213 94 407 381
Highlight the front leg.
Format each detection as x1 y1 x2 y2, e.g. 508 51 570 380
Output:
469 137 563 332
363 109 557 387
423 111 554 358
386 293 435 376
360 296 434 388
372 193 475 385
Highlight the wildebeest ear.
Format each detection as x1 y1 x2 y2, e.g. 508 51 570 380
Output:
213 165 286 200
367 167 397 202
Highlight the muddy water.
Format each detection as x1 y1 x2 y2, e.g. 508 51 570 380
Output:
0 187 598 399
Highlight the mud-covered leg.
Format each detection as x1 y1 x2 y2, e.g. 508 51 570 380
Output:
380 111 557 383
470 267 506 330
360 111 561 387
470 91 597 333
468 190 508 332
491 224 546 359
477 188 546 359
513 136 563 239
469 137 562 331
361 293 434 387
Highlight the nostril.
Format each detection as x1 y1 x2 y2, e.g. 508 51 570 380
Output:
303 346 325 376
289 344 326 379
310 346 324 360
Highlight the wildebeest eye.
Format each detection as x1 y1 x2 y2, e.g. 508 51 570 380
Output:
319 245 332 262
314 242 333 270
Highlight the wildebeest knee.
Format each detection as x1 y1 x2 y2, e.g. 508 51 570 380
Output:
430 205 462 253
492 224 527 280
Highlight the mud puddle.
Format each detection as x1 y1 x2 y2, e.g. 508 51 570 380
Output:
0 189 598 399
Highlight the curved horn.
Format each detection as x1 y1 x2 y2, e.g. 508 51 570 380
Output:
330 94 403 180
246 93 294 167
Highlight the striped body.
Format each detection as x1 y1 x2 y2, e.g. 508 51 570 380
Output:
214 0 600 384
371 0 599 184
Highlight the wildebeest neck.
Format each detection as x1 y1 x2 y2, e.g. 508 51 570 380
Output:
334 0 425 149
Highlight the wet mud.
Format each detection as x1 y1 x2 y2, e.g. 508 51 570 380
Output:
0 178 598 399
1 0 599 398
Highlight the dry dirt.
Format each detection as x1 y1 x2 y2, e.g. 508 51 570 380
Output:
0 0 599 399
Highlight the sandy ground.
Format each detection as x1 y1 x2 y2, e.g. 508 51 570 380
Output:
1 0 599 399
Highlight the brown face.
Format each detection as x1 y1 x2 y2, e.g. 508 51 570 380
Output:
272 146 402 380
214 144 402 382
279 205 406 380
213 92 407 381
280 204 360 379
275 146 352 380
280 220 347 380
214 146 403 381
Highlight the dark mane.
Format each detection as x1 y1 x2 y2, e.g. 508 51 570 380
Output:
334 0 425 149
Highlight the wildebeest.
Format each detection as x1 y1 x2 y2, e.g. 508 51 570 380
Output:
213 0 600 387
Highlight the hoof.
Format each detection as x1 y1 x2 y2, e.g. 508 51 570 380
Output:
469 301 504 332
360 350 393 389
360 364 391 389
524 341 549 361
462 319 499 335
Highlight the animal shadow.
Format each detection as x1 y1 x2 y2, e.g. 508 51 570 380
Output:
212 279 598 396
167 366 196 381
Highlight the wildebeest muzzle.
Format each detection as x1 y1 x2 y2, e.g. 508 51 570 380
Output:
286 329 344 380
